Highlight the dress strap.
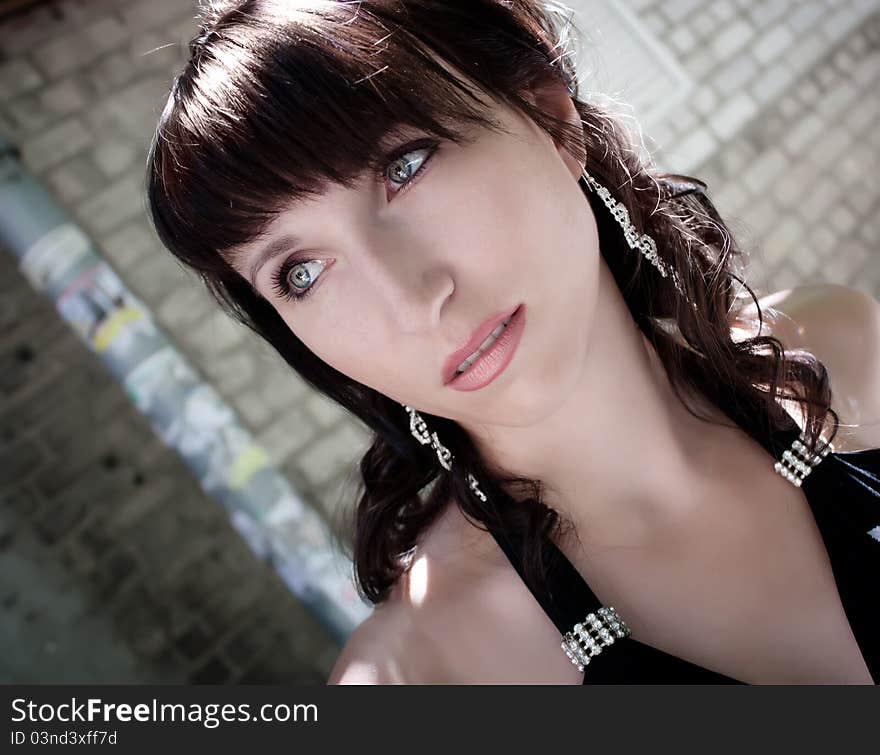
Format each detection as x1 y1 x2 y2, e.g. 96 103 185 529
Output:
483 516 603 636
485 516 642 674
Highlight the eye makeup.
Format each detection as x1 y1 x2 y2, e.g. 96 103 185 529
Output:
269 138 440 303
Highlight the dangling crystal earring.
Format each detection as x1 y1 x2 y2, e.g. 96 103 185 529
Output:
581 167 695 308
401 403 487 502
404 403 452 471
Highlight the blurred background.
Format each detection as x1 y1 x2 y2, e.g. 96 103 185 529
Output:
0 0 877 683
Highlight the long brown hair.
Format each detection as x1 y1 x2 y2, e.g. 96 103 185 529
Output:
146 0 837 606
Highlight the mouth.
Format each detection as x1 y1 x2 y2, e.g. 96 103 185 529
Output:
442 303 525 391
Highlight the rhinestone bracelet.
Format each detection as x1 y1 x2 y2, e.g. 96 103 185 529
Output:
774 430 834 488
561 606 632 672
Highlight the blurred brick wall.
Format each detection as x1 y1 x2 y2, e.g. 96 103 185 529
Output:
0 0 365 684
0 247 339 683
621 0 880 295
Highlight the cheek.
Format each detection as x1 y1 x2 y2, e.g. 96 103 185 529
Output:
283 309 403 390
453 168 588 279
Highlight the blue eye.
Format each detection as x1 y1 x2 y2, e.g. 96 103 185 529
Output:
272 141 437 304
271 258 327 303
381 140 438 196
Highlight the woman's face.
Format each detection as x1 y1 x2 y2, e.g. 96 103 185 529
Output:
230 89 601 431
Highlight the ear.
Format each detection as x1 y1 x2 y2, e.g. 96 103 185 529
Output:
521 77 586 181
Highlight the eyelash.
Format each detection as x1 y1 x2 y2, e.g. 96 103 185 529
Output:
270 140 439 303
271 259 325 303
377 138 438 196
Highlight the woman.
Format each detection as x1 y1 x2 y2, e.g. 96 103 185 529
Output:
146 0 880 684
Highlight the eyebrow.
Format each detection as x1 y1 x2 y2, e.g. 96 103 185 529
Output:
247 234 301 290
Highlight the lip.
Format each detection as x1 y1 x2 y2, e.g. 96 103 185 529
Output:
442 303 525 390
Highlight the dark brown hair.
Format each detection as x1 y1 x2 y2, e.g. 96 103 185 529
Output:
146 0 837 606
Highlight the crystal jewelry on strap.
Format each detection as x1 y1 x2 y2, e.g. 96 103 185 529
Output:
774 430 835 488
561 606 632 672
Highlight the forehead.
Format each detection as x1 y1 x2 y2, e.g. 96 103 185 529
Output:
223 87 526 295
225 112 505 286
224 121 425 258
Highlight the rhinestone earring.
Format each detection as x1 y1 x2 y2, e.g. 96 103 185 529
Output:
401 403 487 502
580 167 695 308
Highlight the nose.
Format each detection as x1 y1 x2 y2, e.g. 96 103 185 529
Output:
357 233 455 334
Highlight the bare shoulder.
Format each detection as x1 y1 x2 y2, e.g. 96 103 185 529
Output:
327 526 583 684
735 283 880 449
325 590 475 685
325 604 412 684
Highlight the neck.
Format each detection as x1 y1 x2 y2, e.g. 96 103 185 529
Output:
463 258 741 545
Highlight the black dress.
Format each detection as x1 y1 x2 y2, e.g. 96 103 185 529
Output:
483 404 880 684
